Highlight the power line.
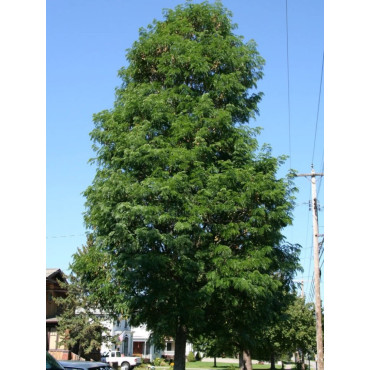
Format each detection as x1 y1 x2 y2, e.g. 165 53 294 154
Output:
47 233 85 239
311 53 324 165
317 158 324 197
285 0 292 169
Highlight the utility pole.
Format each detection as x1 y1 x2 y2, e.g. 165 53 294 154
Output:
296 166 324 370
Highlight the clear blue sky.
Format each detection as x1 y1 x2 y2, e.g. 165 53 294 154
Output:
46 0 324 303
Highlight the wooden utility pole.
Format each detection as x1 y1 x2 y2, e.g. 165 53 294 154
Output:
296 166 324 370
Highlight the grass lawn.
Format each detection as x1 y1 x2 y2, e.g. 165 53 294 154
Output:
181 362 286 369
136 361 294 370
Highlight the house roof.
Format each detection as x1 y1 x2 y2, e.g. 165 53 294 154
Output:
46 268 67 288
46 268 63 278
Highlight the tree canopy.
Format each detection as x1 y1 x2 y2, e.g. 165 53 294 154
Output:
81 2 301 370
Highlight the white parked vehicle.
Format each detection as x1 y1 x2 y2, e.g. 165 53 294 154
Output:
100 350 141 370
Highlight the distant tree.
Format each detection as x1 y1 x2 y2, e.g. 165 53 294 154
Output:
192 333 233 367
252 295 316 370
54 275 112 359
82 2 300 370
54 237 123 359
280 297 317 369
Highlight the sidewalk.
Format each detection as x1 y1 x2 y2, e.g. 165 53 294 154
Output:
192 358 295 369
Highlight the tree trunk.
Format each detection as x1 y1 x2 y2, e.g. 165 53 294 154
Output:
214 356 217 367
174 325 187 370
239 350 253 370
270 352 276 370
238 351 244 370
295 351 305 370
244 350 253 370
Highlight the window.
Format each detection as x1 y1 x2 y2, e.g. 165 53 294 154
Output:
49 328 58 349
145 341 150 355
166 342 172 351
123 337 129 356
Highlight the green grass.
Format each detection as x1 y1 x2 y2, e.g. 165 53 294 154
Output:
136 361 292 370
185 362 233 368
183 362 286 369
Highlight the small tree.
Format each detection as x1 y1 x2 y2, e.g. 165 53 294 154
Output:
54 238 122 359
192 334 233 367
187 351 196 362
54 276 112 359
281 297 317 370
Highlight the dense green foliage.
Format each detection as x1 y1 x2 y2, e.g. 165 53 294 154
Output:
250 295 316 369
69 236 129 318
249 295 316 369
81 2 301 370
192 334 230 360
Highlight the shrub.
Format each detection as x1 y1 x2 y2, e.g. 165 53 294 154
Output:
195 352 201 361
153 358 162 366
187 352 196 362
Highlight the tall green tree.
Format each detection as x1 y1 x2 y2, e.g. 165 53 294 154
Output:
83 2 299 370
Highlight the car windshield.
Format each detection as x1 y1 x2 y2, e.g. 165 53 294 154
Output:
64 366 103 370
60 362 112 370
61 367 104 370
46 352 65 369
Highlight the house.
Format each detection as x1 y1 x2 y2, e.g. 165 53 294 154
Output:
46 268 70 360
102 319 194 362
